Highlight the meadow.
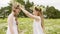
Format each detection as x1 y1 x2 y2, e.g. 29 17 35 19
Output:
0 18 60 34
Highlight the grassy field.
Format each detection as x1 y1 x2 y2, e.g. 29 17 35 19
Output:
0 18 60 34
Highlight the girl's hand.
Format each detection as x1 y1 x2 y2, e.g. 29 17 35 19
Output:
19 4 25 9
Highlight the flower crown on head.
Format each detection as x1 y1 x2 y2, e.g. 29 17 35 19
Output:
30 5 42 11
34 6 42 11
12 2 20 9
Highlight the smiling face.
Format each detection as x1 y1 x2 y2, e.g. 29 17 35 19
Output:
15 8 20 15
33 9 39 16
13 5 21 15
33 7 40 16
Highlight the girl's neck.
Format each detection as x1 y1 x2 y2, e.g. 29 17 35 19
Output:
12 12 17 17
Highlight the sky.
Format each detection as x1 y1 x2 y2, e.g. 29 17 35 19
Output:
0 0 60 10
0 0 10 7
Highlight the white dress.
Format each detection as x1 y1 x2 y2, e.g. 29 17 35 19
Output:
33 16 44 34
6 12 18 34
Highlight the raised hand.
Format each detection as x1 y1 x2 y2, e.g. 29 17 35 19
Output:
19 4 25 10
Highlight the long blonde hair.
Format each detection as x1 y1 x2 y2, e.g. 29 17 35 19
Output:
12 2 20 25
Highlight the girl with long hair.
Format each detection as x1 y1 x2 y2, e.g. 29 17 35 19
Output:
6 3 21 34
20 6 44 34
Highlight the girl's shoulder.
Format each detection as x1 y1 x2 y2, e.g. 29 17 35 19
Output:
34 16 41 20
8 13 14 19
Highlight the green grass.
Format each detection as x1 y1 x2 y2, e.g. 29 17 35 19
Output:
0 18 60 34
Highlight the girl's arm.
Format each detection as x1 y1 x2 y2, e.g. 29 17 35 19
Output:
20 7 40 20
8 16 14 34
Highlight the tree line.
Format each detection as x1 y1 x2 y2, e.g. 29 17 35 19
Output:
0 0 60 19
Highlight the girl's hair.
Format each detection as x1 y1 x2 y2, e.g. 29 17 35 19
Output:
14 5 20 9
35 7 41 11
12 5 20 12
12 5 19 25
35 7 44 29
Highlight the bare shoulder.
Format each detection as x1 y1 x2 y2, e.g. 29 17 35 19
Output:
8 14 13 19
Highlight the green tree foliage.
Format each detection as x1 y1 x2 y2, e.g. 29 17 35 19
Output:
0 0 34 18
0 3 12 19
44 6 60 19
0 0 60 19
16 0 34 17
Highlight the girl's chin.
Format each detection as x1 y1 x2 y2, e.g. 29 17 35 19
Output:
17 13 19 15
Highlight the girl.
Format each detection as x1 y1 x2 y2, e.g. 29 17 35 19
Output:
20 6 44 34
6 4 21 34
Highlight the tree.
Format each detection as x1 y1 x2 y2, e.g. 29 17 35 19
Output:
0 0 34 18
45 6 60 19
17 0 34 17
0 3 12 19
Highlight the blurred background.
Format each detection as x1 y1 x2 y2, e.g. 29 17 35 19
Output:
0 0 60 34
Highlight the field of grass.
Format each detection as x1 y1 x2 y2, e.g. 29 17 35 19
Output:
0 18 60 34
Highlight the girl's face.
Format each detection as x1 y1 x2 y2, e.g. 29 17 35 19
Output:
33 9 39 16
14 7 21 15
